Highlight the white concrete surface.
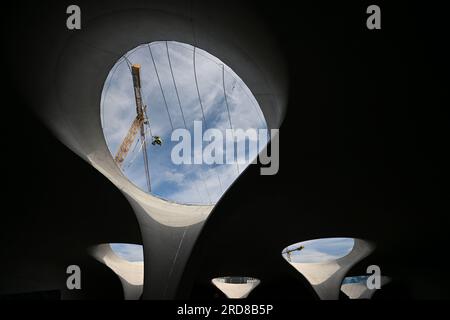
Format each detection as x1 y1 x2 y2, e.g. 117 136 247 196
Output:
211 277 260 299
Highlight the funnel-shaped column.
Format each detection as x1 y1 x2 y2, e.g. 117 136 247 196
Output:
341 275 390 299
282 238 375 300
89 244 144 300
211 277 260 299
26 1 287 299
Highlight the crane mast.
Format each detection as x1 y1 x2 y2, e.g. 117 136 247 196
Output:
114 64 152 192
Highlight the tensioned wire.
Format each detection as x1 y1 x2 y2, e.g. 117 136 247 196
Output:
165 41 208 204
192 45 225 199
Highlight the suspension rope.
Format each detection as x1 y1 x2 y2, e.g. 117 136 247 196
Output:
188 5 224 192
124 137 146 170
222 64 241 175
141 136 151 192
131 137 140 153
193 47 207 126
170 38 267 131
193 46 225 198
148 44 174 131
121 54 133 73
141 105 154 139
202 172 213 204
101 53 136 126
101 59 125 127
165 41 206 204
222 64 234 130
193 181 206 204
168 41 265 128
216 171 224 196
166 41 188 129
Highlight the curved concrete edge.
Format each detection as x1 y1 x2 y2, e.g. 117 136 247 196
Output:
211 278 260 299
89 244 144 300
87 152 213 228
287 239 375 300
341 276 391 299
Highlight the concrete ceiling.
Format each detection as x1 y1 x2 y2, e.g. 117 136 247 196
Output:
2 0 448 300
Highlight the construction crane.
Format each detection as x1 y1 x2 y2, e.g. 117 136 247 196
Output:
282 245 305 262
114 64 153 192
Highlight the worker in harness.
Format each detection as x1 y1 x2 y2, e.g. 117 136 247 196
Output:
152 136 163 146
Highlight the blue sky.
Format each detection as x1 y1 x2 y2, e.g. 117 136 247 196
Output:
282 238 355 263
101 41 267 204
342 275 369 284
110 243 143 262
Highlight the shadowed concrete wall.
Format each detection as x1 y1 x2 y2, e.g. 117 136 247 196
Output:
89 244 144 300
14 0 287 299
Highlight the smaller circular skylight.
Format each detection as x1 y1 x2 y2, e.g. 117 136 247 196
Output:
110 243 143 262
341 275 369 285
281 238 355 264
212 276 259 284
211 276 261 299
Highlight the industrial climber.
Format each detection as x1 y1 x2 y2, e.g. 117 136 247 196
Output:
152 136 163 146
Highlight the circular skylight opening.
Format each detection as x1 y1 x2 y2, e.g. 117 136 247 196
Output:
211 276 261 299
101 41 267 205
341 275 369 285
212 276 259 284
281 238 355 264
110 243 143 262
